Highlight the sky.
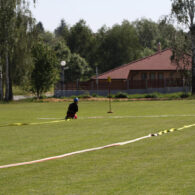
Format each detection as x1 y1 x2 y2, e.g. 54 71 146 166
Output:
30 0 172 33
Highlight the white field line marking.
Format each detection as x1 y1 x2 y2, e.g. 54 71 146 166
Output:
38 114 195 120
0 135 151 169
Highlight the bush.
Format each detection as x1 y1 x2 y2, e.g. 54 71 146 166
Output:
180 93 190 98
128 94 146 99
92 93 98 97
78 93 91 98
114 92 128 98
144 93 158 98
107 94 114 98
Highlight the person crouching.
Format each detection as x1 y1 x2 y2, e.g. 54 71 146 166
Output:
65 98 79 119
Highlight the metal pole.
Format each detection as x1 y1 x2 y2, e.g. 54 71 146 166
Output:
60 61 66 97
62 67 64 91
107 77 113 113
96 66 98 95
108 84 112 113
190 24 195 94
0 65 3 101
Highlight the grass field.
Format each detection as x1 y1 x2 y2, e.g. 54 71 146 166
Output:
0 100 195 195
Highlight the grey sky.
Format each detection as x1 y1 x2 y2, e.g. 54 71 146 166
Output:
31 0 172 32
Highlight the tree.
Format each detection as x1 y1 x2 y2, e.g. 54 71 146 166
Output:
157 20 177 49
171 30 192 87
139 47 155 58
50 38 71 64
35 22 45 34
54 19 70 42
11 14 35 90
96 20 141 73
133 19 159 50
65 53 92 82
171 0 195 94
31 42 58 98
67 19 96 69
0 0 36 101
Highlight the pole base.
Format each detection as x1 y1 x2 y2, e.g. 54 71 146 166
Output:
107 111 113 113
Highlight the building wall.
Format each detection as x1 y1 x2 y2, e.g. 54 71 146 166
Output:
55 77 185 92
129 70 181 80
54 87 190 97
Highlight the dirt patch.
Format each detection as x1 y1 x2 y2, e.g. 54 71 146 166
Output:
41 97 174 102
42 97 108 102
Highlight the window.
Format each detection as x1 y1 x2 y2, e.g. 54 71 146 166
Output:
149 73 156 80
141 73 147 80
170 72 174 78
158 73 164 80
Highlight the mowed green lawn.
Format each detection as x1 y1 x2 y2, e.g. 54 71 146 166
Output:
0 100 195 195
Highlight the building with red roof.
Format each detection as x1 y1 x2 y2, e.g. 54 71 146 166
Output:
55 49 191 97
90 48 191 91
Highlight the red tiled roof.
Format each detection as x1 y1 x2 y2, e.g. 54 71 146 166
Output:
93 49 191 80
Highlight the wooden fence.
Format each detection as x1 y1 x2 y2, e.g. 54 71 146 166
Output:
55 79 186 91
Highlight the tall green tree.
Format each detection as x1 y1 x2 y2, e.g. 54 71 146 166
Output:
31 42 58 98
67 19 96 69
157 20 177 49
96 20 141 73
54 19 70 42
133 19 159 50
0 0 36 101
50 37 71 64
64 53 91 82
171 30 192 86
171 0 195 94
35 22 45 34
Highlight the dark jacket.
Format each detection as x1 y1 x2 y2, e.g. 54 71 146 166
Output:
67 102 78 115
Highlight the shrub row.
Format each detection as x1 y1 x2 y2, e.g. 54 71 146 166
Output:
70 92 192 99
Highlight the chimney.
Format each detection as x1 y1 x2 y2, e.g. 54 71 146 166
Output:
158 42 161 52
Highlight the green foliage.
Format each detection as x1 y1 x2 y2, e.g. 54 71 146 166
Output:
34 22 45 34
114 92 128 98
133 19 159 49
171 0 195 94
53 17 185 79
139 47 155 58
0 0 36 101
171 0 195 26
12 86 30 95
157 20 176 48
31 42 58 98
51 37 71 65
54 19 70 42
65 53 92 82
144 93 158 98
96 20 141 73
78 93 91 98
91 93 103 98
67 20 96 68
133 18 177 51
180 92 190 98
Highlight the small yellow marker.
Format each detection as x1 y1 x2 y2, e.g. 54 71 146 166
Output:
169 128 175 132
107 76 111 83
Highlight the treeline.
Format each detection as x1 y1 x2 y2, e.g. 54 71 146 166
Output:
39 18 186 79
53 18 178 74
0 0 188 100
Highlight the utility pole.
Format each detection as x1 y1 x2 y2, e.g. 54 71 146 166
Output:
0 65 3 101
5 50 9 101
96 66 99 95
190 24 195 94
107 76 113 113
